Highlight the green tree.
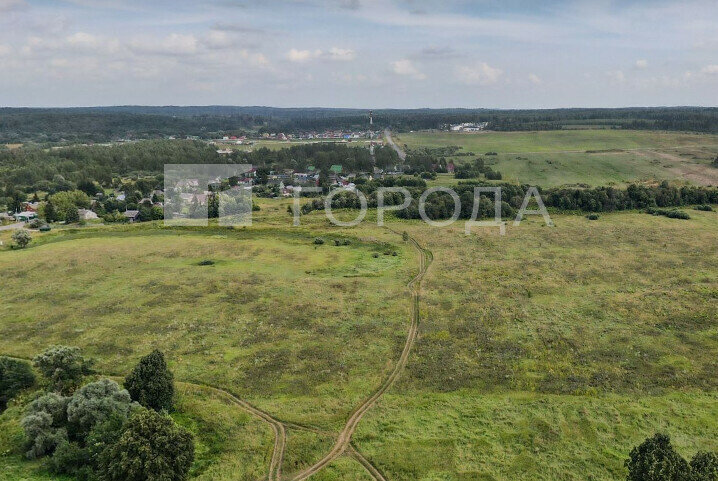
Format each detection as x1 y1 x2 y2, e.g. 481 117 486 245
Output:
0 357 36 411
48 190 91 221
102 409 194 481
33 346 93 395
626 434 691 481
690 452 718 481
124 350 174 411
64 206 80 224
12 229 32 249
66 379 133 438
44 200 57 222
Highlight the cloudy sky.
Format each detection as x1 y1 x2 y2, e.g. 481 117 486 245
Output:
1 0 717 108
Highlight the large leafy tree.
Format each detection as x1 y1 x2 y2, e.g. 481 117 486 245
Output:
66 379 133 438
625 434 691 481
0 356 35 411
102 409 194 481
33 346 93 394
124 350 174 412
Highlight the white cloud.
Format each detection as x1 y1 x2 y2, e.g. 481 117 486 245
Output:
66 32 99 46
528 73 542 84
129 33 199 56
391 59 426 80
455 62 502 85
327 47 355 61
287 48 321 63
701 65 718 74
202 31 236 50
287 47 355 63
607 70 626 83
635 59 648 69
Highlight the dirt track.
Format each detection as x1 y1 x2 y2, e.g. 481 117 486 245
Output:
289 234 432 480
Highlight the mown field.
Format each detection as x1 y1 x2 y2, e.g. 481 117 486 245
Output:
1 196 716 480
395 130 718 187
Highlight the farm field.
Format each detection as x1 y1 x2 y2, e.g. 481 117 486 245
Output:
395 130 718 187
1 204 717 480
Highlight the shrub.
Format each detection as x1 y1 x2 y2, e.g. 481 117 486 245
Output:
33 346 93 394
372 253 379 258
690 452 718 481
334 239 341 246
27 218 47 229
313 237 325 245
21 393 70 459
625 433 691 481
646 207 691 220
49 440 87 476
124 350 174 412
587 213 600 220
66 379 133 438
11 229 32 249
402 231 409 241
0 357 36 411
694 205 714 211
102 409 194 481
197 259 215 266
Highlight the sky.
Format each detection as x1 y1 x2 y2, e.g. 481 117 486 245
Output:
0 0 717 108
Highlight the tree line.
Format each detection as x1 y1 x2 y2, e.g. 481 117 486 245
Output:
4 107 718 142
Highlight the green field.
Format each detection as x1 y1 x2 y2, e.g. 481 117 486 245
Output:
395 130 718 187
1 201 716 480
355 209 718 480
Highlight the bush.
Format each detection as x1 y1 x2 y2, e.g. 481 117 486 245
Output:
587 213 600 220
197 259 215 266
33 346 93 395
0 357 36 411
694 204 714 211
124 350 174 412
313 237 325 245
646 207 691 219
11 229 32 249
27 218 47 229
102 409 194 481
625 433 691 481
49 440 87 476
21 393 70 459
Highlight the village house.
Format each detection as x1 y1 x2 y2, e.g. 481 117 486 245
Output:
123 210 140 222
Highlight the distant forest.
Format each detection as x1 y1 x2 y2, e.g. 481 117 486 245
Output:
2 106 718 143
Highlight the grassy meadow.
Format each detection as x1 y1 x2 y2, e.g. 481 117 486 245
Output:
395 130 718 187
355 209 718 480
0 189 716 479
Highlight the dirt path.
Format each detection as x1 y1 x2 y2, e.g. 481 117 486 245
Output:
289 234 432 481
385 129 407 161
